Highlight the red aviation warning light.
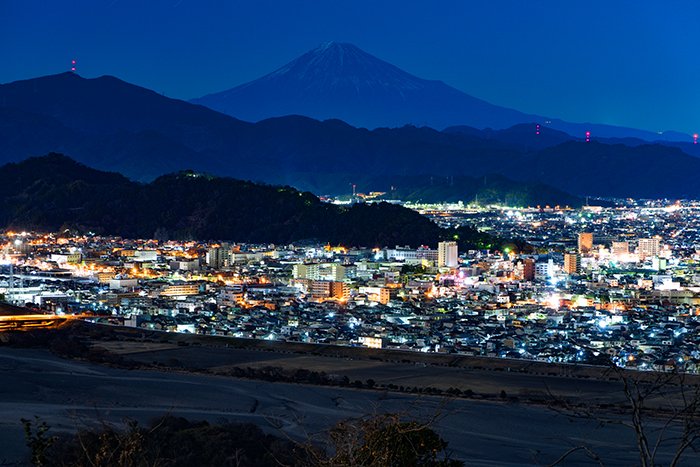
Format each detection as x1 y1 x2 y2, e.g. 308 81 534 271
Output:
536 123 540 135
694 133 698 145
71 59 76 72
585 131 591 143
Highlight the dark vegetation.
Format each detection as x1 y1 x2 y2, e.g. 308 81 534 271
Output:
23 412 462 467
320 413 463 466
24 416 308 467
0 153 523 250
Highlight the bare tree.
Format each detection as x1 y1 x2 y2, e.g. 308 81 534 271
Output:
545 364 700 467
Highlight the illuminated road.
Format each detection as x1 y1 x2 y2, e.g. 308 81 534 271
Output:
0 314 83 331
0 301 97 331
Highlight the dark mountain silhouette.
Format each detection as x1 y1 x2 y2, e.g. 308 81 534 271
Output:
0 72 246 135
191 42 537 131
0 72 256 179
374 174 583 207
444 123 576 152
0 154 518 250
191 42 689 142
1 72 699 200
516 141 700 199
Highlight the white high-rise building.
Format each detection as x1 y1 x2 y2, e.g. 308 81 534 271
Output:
293 263 346 281
437 241 458 268
535 258 554 281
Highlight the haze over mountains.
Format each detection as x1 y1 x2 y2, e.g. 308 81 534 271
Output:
2 53 700 203
192 42 691 142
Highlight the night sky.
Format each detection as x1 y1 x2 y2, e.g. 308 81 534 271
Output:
2 0 699 133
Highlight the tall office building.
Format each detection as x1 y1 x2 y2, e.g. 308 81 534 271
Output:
638 237 661 260
437 241 458 268
563 252 581 275
578 232 593 254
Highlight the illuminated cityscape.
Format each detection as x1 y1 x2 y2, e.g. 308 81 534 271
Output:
6 2 700 465
4 198 700 373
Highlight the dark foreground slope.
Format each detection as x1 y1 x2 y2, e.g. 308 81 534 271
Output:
3 325 700 466
0 154 513 249
0 345 639 467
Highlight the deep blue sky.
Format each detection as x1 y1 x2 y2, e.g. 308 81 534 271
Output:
1 0 699 133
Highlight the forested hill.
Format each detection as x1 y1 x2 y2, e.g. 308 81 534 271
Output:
0 154 523 251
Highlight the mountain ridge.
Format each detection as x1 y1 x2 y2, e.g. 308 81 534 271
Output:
2 71 700 200
0 153 515 251
191 41 691 142
191 41 539 131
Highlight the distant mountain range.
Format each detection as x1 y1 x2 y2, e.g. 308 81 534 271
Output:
192 42 692 142
2 70 700 202
374 174 582 207
0 153 513 250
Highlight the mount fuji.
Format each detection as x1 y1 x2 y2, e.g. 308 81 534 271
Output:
192 42 687 141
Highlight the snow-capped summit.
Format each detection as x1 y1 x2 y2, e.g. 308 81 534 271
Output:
265 41 424 91
191 42 689 141
191 42 536 129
